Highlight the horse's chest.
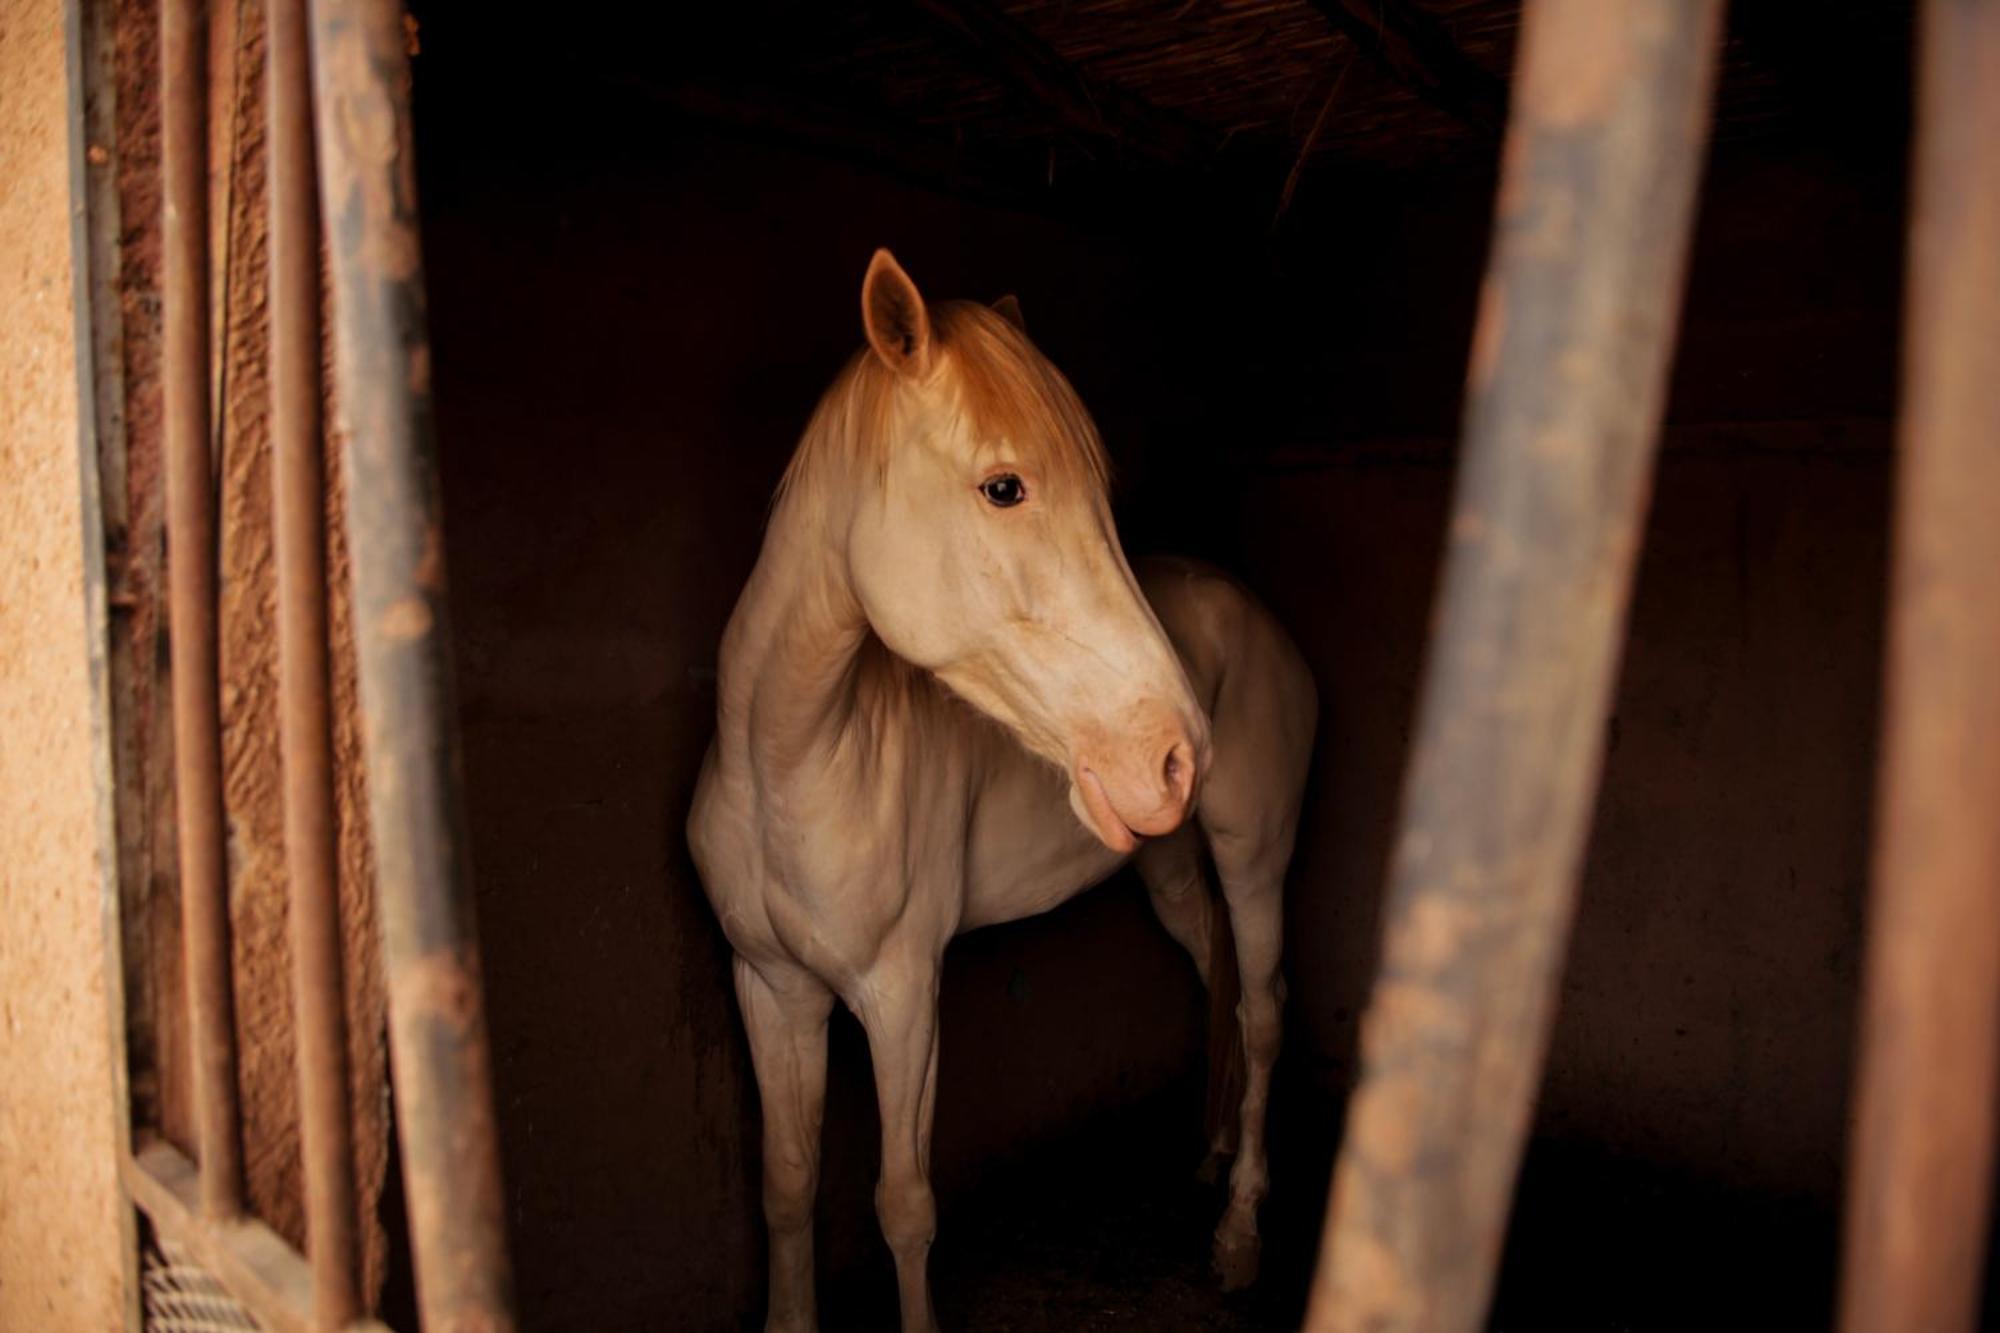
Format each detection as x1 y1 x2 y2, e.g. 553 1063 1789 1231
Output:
755 769 973 950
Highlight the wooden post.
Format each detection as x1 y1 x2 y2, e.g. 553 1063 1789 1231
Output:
1302 3 1724 1329
1839 4 2000 1330
306 0 518 1326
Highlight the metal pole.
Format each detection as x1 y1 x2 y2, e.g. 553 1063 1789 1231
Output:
305 1 517 1328
269 0 361 1322
1839 4 2000 1329
1302 3 1723 1329
162 0 245 1222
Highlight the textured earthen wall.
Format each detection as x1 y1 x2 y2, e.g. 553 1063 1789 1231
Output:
1228 138 1902 1211
0 0 129 1326
1236 439 1885 1207
204 0 392 1292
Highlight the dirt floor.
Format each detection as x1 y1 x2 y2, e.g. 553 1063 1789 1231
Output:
811 1075 1847 1333
817 1073 1306 1333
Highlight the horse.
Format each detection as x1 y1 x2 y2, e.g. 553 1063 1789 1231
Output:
688 249 1317 1332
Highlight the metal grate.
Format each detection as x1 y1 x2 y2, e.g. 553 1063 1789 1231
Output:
142 1236 263 1333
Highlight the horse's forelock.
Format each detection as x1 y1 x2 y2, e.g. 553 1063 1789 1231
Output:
775 300 1110 511
932 301 1112 496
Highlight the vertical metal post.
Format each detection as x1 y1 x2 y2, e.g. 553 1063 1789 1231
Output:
1839 4 2000 1330
1302 3 1723 1330
162 0 246 1222
305 1 518 1328
269 0 362 1323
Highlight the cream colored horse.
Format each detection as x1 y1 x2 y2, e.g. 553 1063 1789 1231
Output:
688 250 1316 1333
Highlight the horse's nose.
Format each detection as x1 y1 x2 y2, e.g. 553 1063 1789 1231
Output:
1076 708 1204 846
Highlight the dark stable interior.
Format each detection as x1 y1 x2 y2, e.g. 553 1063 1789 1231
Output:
385 2 1994 1328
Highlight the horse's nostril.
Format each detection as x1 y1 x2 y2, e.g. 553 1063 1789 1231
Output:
1163 740 1195 808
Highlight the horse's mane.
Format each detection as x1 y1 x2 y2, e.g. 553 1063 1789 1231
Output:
774 300 1111 510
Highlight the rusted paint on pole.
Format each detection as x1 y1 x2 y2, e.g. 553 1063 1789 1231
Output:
305 1 518 1329
1302 3 1723 1330
269 0 362 1323
1838 4 2000 1330
162 0 246 1222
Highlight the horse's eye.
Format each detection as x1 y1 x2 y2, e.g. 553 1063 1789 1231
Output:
979 474 1026 508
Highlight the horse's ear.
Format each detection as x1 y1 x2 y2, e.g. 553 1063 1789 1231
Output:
862 249 932 376
992 293 1025 333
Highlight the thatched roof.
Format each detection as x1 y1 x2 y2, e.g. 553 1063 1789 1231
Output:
816 0 1516 167
435 0 1914 207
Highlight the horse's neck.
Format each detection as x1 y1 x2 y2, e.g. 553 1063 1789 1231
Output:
717 485 883 788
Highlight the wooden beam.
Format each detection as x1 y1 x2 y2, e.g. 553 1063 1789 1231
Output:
908 0 1216 165
1307 0 1508 134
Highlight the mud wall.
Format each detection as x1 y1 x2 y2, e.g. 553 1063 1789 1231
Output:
1237 438 1886 1198
1216 138 1902 1212
0 0 129 1326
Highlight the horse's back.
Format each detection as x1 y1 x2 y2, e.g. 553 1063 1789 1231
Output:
1136 556 1313 715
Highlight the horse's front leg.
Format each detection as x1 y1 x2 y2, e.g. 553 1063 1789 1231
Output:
1210 837 1290 1291
1135 827 1243 1181
855 949 943 1333
736 955 836 1333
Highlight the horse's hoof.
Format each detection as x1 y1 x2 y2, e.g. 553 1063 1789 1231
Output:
1213 1228 1261 1291
1195 1149 1233 1186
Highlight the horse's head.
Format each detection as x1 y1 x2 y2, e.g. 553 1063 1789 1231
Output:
828 249 1209 852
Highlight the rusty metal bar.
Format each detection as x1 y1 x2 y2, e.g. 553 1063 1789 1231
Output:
305 1 518 1328
162 0 245 1222
269 0 362 1323
1301 3 1724 1330
1838 3 2000 1330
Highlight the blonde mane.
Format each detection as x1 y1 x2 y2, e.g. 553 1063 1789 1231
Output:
775 300 1111 510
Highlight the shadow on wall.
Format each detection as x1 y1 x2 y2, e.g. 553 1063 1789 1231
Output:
1235 440 1888 1188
